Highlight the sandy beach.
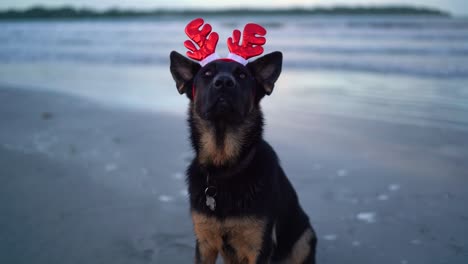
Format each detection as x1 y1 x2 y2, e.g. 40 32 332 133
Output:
1 85 467 263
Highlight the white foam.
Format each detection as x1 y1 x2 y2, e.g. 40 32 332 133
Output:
323 234 338 241
377 194 389 201
352 241 361 247
158 195 173 202
356 212 376 223
337 169 348 177
411 239 421 245
172 172 184 180
105 163 118 172
389 184 400 191
32 132 58 155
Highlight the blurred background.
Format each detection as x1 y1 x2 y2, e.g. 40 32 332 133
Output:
1 1 467 263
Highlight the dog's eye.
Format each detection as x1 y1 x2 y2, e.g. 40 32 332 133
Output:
204 70 213 77
239 73 246 79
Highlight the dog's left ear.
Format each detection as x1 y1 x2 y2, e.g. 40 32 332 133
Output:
247 51 282 95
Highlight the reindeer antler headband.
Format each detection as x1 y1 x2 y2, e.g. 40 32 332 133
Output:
184 18 267 66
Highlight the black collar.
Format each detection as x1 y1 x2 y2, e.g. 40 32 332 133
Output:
200 145 257 211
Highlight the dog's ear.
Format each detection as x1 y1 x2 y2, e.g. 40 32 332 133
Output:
247 51 282 95
170 51 201 95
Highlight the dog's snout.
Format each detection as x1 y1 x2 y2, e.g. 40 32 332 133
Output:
213 75 235 89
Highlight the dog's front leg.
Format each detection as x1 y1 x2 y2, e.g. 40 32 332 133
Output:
192 212 220 263
195 239 218 264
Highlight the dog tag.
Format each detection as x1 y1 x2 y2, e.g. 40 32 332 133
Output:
206 195 216 211
205 186 217 211
206 196 216 211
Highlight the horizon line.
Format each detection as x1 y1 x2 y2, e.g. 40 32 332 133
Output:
0 4 451 12
0 5 453 18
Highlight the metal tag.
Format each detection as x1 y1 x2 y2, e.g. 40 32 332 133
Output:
206 195 216 211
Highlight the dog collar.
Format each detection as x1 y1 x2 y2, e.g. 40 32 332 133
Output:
201 146 257 211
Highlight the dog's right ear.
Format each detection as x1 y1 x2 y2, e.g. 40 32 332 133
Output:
170 51 201 95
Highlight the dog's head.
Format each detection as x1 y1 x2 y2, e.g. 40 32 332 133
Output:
169 18 282 167
170 51 282 124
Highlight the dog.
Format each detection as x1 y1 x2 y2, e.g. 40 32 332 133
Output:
169 19 317 264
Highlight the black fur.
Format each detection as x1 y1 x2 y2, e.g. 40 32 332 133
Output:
170 50 317 263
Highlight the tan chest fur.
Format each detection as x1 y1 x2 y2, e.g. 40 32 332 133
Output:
192 212 266 264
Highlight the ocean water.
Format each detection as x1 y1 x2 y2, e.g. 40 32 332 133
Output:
0 15 468 130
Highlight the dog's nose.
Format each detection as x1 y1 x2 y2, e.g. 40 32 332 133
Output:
213 75 235 89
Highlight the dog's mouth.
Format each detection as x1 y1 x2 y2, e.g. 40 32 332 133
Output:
209 96 232 114
214 97 230 111
204 96 239 121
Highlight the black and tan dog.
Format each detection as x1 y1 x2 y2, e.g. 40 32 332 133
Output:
170 44 316 263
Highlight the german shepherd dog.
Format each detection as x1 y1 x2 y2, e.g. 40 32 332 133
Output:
170 49 317 263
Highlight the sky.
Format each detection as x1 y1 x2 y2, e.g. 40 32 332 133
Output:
0 0 467 15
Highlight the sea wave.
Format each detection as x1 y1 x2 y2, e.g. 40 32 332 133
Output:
0 16 467 79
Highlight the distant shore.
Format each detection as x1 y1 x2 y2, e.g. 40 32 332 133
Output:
0 6 450 20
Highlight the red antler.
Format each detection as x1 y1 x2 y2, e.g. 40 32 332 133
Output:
227 23 267 62
184 18 219 64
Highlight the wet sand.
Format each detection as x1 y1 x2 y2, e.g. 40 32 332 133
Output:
1 86 467 263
